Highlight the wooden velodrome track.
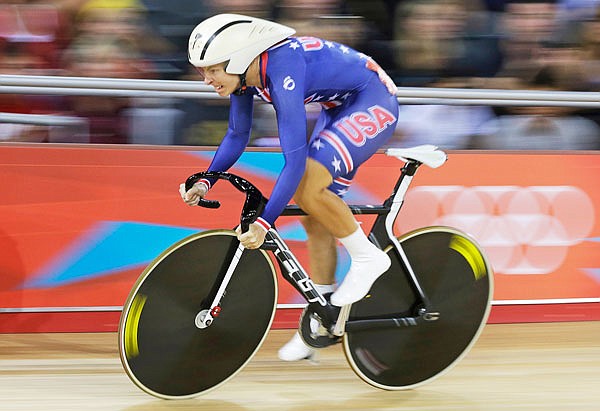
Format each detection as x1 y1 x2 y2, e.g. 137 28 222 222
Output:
0 322 598 411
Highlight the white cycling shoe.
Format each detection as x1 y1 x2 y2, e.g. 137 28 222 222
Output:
330 249 391 307
277 332 315 361
278 283 336 362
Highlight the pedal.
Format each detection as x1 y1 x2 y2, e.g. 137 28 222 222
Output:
299 306 341 349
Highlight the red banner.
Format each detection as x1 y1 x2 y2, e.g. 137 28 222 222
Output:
0 145 598 331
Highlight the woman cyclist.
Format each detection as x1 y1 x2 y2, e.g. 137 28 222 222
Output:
180 13 399 362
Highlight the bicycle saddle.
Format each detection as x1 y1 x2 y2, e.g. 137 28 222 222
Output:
386 145 447 168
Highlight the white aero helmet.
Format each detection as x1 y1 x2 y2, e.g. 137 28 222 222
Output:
188 14 296 74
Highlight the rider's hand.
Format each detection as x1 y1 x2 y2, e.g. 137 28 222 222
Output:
236 223 267 249
179 182 208 206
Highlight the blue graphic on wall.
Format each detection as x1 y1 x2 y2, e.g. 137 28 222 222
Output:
25 219 351 289
188 151 285 179
25 221 199 288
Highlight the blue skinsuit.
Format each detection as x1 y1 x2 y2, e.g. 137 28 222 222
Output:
204 36 399 227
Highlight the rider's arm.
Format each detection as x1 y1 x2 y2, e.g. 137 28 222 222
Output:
198 92 255 189
256 66 308 230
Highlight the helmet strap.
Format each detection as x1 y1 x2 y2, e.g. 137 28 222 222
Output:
234 72 248 96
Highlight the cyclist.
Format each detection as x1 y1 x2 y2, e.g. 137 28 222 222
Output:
180 13 399 361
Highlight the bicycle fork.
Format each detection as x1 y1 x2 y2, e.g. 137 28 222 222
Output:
194 242 246 329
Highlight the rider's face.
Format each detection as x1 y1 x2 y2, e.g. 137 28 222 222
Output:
198 63 240 96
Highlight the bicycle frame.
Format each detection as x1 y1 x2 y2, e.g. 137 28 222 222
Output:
184 146 446 332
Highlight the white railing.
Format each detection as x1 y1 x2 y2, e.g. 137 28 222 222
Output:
0 112 86 126
2 74 599 108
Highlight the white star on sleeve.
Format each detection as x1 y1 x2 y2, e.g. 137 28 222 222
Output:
336 188 348 196
331 156 342 172
339 45 350 54
325 41 335 48
289 42 300 50
312 139 324 150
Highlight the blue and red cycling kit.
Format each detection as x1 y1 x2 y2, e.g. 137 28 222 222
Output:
199 36 399 230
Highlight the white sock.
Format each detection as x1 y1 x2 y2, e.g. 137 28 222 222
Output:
331 227 390 307
338 227 379 259
314 283 336 294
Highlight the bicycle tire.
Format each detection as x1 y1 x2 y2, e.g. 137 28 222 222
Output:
118 230 278 399
343 226 493 390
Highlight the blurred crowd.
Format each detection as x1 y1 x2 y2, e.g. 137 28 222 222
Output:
1 0 599 149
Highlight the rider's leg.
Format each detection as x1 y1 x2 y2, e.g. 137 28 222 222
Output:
280 169 376 361
280 77 398 359
294 159 390 307
278 212 339 361
299 77 398 306
279 107 340 361
301 215 338 285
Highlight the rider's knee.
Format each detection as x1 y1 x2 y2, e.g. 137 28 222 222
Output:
300 215 326 235
293 185 326 213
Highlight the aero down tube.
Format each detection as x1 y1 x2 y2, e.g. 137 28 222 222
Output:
264 229 327 306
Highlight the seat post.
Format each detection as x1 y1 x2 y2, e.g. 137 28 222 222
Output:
382 160 421 210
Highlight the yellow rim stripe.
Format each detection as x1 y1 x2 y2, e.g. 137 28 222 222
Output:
124 294 147 359
449 235 487 280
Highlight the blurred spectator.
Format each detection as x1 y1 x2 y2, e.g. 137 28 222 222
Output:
176 66 231 146
212 0 273 18
0 43 53 142
61 0 149 143
392 103 496 149
392 77 496 149
577 5 600 128
275 0 358 42
537 37 588 90
391 0 502 86
142 0 215 79
556 0 600 22
341 0 397 73
73 0 172 77
0 1 70 142
473 66 600 149
59 0 184 144
494 0 562 83
579 5 600 90
0 1 70 71
61 38 139 143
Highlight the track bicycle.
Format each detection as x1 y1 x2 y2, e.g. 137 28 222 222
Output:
118 144 494 399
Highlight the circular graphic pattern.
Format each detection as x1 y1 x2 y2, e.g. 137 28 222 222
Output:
397 186 595 274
